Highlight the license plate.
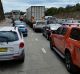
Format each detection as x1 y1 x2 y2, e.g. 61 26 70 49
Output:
0 48 7 52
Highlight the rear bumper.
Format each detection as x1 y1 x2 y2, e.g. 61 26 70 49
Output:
0 50 24 61
22 31 27 35
34 27 43 31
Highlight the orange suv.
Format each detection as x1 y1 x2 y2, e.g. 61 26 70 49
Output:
50 24 80 72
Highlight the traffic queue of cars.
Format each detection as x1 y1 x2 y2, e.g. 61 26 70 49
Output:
0 19 80 73
32 21 80 73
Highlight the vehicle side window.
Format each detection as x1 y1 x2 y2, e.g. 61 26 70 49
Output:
56 27 63 34
61 28 67 35
70 28 80 40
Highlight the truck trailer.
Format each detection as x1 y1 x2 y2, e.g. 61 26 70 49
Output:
26 6 45 27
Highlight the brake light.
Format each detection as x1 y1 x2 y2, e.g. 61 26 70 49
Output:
19 42 24 48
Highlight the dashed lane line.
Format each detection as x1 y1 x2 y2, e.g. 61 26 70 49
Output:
35 38 38 41
41 48 46 54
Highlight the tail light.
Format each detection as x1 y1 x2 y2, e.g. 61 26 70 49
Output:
19 42 24 48
25 28 27 30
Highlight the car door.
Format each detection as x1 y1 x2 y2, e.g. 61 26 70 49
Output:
70 28 80 66
53 27 67 54
58 28 67 53
53 27 63 50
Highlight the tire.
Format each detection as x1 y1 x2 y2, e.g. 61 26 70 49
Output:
50 39 53 50
33 28 36 32
42 33 45 36
18 52 25 63
46 34 49 40
65 52 75 73
42 31 45 36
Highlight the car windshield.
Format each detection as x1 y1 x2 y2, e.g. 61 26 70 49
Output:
0 31 19 42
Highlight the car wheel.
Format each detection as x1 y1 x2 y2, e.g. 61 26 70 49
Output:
42 32 45 36
33 28 36 32
50 39 53 50
18 52 25 63
65 52 75 73
46 34 49 40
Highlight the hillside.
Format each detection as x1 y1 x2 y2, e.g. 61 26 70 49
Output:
45 3 80 19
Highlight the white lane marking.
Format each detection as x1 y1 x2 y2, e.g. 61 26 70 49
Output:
42 48 46 54
35 38 38 41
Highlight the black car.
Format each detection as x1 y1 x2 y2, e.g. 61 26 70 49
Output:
42 24 61 40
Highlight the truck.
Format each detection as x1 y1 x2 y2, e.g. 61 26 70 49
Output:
26 6 45 27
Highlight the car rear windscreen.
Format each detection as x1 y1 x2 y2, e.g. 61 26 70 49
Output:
0 31 19 42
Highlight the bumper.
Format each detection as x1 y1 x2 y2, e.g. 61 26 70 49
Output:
34 27 43 30
0 50 24 61
22 31 28 36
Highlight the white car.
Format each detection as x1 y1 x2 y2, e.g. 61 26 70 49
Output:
33 20 46 31
0 26 25 63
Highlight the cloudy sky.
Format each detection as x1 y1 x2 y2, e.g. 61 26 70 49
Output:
1 0 80 12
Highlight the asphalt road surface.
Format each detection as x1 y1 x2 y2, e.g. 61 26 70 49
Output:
0 25 70 74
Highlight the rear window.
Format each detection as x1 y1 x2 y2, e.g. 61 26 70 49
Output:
19 26 25 28
70 28 80 40
37 22 45 25
0 31 19 42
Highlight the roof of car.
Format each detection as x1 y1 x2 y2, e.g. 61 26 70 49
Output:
0 26 18 31
15 20 21 23
61 24 80 29
62 23 80 25
14 20 25 24
15 21 25 24
49 23 61 26
15 25 26 27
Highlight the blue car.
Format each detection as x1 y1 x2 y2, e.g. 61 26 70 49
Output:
15 25 28 37
18 25 28 37
14 20 28 37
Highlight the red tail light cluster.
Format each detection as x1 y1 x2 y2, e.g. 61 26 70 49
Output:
19 42 24 48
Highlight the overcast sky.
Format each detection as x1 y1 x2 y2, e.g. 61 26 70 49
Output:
1 0 80 12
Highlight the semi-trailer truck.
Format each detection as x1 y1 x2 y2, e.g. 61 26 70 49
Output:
26 6 45 27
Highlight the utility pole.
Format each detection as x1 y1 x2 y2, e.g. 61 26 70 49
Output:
0 0 5 21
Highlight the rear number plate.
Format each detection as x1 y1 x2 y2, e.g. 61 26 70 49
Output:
0 48 7 52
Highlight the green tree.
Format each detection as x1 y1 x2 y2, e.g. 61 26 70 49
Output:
45 7 57 16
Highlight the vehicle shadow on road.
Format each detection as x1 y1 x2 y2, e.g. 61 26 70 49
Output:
0 61 23 70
